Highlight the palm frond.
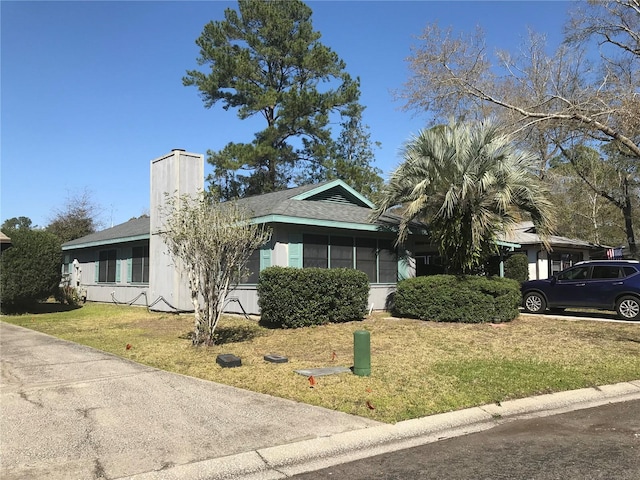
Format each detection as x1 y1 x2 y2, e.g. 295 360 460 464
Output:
371 119 556 273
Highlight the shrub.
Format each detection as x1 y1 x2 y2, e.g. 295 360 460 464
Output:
257 267 369 328
1 229 61 311
504 253 529 283
54 285 82 306
393 275 521 323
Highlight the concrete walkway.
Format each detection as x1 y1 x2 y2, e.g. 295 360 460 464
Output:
1 321 639 480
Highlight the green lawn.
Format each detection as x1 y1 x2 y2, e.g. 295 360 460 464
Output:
3 302 640 423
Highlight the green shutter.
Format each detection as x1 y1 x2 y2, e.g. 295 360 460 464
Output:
260 243 272 271
115 250 121 283
288 233 302 268
95 259 99 283
125 247 132 283
398 251 411 281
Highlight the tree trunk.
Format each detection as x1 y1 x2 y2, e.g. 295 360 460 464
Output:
622 176 638 259
590 193 599 245
188 269 202 345
190 289 202 345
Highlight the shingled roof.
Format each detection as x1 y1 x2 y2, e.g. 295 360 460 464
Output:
500 221 602 249
62 180 419 250
62 216 150 250
234 180 415 231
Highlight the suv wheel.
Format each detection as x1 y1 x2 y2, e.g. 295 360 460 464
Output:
616 296 640 320
523 292 546 314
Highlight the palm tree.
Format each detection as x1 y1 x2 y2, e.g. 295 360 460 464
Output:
373 120 555 274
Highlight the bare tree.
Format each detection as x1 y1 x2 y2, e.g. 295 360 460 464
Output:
547 146 630 245
401 0 640 255
47 188 103 243
159 193 271 345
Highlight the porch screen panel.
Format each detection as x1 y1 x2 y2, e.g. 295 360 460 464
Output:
132 246 149 283
378 240 398 283
330 236 353 269
356 238 377 282
242 249 261 284
303 234 328 268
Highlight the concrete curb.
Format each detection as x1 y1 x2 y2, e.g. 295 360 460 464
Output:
122 380 640 480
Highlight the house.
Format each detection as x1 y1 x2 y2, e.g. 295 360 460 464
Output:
62 150 424 314
62 150 604 313
61 215 150 304
499 221 605 280
0 231 11 253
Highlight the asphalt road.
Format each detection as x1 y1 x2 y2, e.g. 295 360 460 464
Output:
290 399 640 480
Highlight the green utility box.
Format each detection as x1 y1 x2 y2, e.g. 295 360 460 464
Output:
353 330 371 376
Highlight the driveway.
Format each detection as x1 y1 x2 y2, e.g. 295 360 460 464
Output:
520 310 639 323
0 322 379 479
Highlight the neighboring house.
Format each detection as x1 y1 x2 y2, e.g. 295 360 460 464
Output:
500 221 605 280
62 150 425 314
0 231 11 253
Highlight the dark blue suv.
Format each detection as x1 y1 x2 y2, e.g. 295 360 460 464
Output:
521 260 640 320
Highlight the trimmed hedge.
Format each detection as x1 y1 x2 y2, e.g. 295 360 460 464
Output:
393 275 521 323
257 267 369 328
1 229 62 310
504 253 529 283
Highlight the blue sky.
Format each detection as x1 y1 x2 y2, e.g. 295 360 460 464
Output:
1 1 571 229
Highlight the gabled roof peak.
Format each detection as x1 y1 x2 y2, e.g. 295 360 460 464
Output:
291 179 375 209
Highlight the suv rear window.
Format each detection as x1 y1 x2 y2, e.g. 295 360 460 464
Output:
623 266 639 277
591 266 622 279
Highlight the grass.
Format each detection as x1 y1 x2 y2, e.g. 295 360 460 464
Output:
3 302 640 424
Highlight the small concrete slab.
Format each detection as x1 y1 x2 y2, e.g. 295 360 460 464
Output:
294 367 352 377
264 354 288 363
216 354 241 368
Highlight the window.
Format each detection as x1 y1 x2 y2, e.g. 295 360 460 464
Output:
558 266 589 281
378 240 398 283
242 249 261 284
131 246 149 283
624 266 639 278
62 254 71 275
330 236 354 269
591 265 622 279
414 254 445 276
302 234 398 283
549 252 583 276
98 250 117 283
356 238 377 282
303 234 328 268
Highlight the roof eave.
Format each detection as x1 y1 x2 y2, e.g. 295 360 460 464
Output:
62 234 150 250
